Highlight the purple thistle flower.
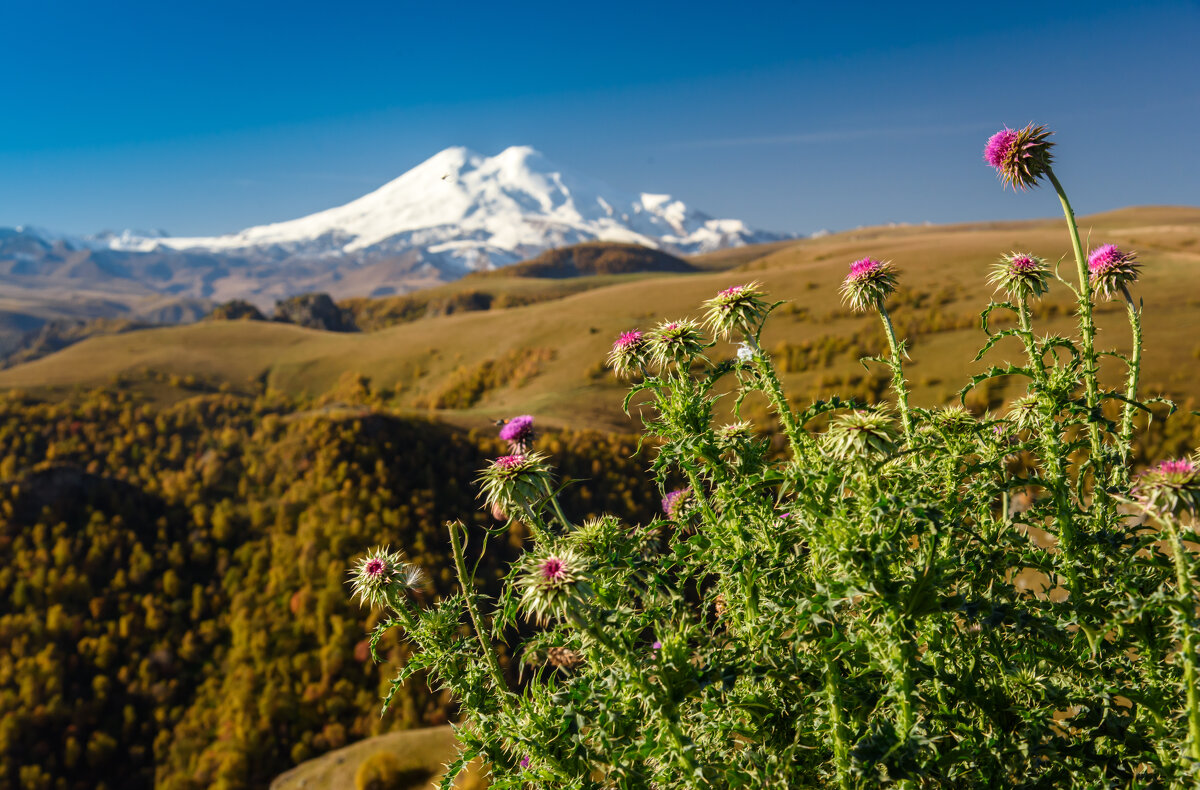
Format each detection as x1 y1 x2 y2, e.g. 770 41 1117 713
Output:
989 251 1050 299
702 281 769 340
519 755 530 769
840 257 898 312
652 640 662 650
608 329 650 378
983 124 1055 190
499 414 535 452
1087 243 1140 300
1133 457 1200 516
614 330 644 350
539 556 568 583
494 454 525 470
364 557 387 579
662 488 690 519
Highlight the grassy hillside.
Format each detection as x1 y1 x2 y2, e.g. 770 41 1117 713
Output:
2 206 1197 433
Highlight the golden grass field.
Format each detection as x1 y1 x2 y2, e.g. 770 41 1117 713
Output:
2 206 1196 436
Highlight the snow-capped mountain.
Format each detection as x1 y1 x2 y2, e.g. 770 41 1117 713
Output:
104 146 783 272
1 147 790 310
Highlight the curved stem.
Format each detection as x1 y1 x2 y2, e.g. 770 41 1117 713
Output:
1046 168 1102 464
449 523 510 693
877 304 913 439
542 479 575 531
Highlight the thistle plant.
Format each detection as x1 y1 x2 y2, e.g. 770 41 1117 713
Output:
347 123 1199 788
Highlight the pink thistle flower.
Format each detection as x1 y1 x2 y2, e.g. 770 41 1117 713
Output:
702 281 769 340
989 251 1050 299
499 414 535 452
839 257 898 312
539 556 567 583
494 454 525 470
1087 243 1140 300
1133 457 1200 516
983 124 1055 190
608 329 650 378
518 548 588 623
662 487 690 519
519 756 530 770
652 640 662 650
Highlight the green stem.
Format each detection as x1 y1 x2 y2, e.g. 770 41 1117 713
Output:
1047 168 1102 464
749 342 807 462
877 304 913 439
449 522 510 693
1164 517 1200 764
1117 284 1143 477
823 655 852 790
542 479 575 531
1016 299 1047 382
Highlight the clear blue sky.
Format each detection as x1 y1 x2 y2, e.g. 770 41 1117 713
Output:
4 0 1197 236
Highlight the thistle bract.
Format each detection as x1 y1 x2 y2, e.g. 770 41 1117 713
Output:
607 330 649 378
662 487 691 519
517 548 589 623
702 282 769 340
839 257 898 312
648 319 706 369
1087 244 1140 300
1133 458 1200 517
476 452 553 517
984 123 1055 191
989 252 1050 299
823 409 899 459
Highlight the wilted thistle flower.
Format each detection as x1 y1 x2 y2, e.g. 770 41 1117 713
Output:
1133 458 1200 517
1087 244 1141 300
517 548 589 623
839 257 898 312
662 487 691 519
547 645 583 670
348 546 424 610
477 452 553 518
824 410 899 459
983 124 1055 191
989 252 1050 299
607 330 649 378
499 414 535 452
648 319 706 369
702 282 770 340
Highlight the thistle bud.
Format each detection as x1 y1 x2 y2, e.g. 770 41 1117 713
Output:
824 410 899 459
702 282 769 340
517 548 589 623
607 330 650 378
988 252 1050 300
476 452 553 518
839 257 898 313
984 124 1055 191
648 319 706 369
661 487 691 520
1087 244 1140 300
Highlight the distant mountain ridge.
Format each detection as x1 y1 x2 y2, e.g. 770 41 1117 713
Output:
3 146 789 312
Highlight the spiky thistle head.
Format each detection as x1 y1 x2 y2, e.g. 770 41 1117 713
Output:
1087 244 1140 300
989 252 1050 300
607 330 650 378
702 282 770 340
498 414 535 451
840 257 898 312
984 124 1055 191
824 409 900 459
1133 457 1200 517
661 487 691 520
930 404 978 435
476 452 553 519
348 546 424 610
648 319 706 369
1005 394 1041 434
517 547 590 623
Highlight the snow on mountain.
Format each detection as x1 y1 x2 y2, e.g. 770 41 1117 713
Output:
104 146 786 272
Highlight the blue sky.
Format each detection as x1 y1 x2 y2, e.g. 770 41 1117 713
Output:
4 0 1197 236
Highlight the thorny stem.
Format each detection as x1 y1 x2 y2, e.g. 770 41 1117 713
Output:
542 479 575 531
568 608 703 784
449 523 509 694
1047 168 1103 465
877 303 913 439
748 338 808 462
823 655 852 790
1117 283 1143 478
1163 516 1200 764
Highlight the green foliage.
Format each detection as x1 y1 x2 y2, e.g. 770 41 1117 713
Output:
358 158 1200 786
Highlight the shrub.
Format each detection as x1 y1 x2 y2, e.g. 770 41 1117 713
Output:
353 125 1200 787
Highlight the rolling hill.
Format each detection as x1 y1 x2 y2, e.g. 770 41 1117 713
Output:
2 206 1196 434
